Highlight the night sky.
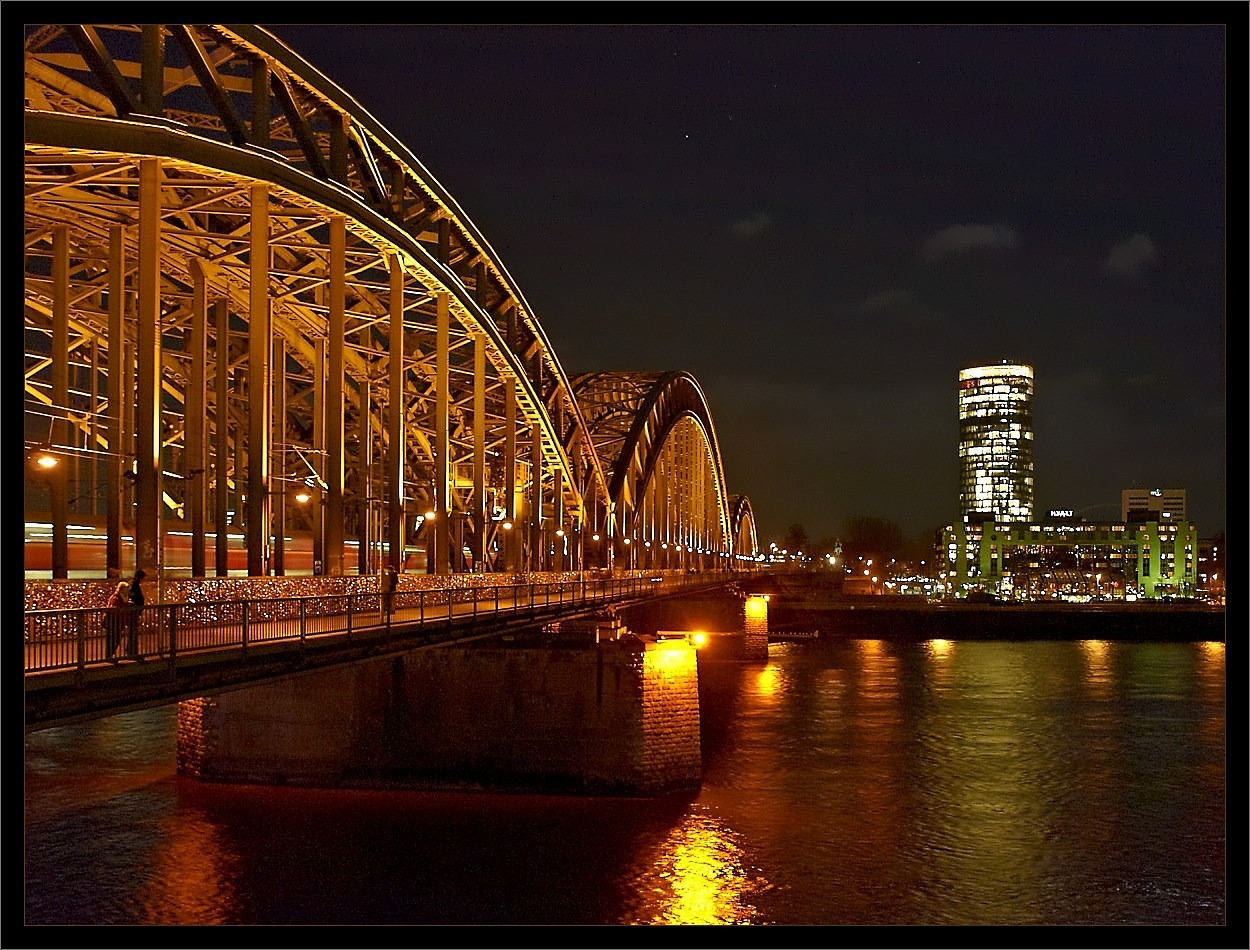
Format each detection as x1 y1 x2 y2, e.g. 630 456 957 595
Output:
266 23 1227 547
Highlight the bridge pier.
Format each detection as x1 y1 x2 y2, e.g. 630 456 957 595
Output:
742 593 770 661
176 628 701 796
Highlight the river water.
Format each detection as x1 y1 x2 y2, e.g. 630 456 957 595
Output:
23 637 1226 928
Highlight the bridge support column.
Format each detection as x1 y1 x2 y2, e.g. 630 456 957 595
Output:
176 636 701 796
742 594 770 661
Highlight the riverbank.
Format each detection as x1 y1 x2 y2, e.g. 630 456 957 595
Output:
766 601 1226 642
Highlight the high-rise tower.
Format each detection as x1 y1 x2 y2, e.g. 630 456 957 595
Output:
958 361 1034 522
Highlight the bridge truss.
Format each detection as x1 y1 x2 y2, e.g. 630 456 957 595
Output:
23 23 760 580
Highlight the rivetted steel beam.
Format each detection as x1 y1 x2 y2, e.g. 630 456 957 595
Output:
65 25 137 117
269 73 330 181
140 25 164 116
168 25 250 146
247 184 271 576
135 158 161 576
250 57 271 149
388 255 404 572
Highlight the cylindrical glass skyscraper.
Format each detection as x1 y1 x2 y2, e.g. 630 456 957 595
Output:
958 361 1034 522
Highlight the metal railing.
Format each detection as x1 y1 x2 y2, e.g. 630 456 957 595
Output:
23 572 729 677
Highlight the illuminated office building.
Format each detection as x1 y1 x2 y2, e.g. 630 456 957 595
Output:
958 361 1034 522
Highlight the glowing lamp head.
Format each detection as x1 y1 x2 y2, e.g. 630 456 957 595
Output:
35 452 59 470
689 631 707 648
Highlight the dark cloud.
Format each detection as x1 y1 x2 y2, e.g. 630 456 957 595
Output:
730 213 774 238
1103 233 1158 279
921 225 1020 262
856 288 914 314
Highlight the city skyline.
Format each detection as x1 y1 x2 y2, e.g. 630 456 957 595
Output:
266 24 1224 543
268 22 1225 545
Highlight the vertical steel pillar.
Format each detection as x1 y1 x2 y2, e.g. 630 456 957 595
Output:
472 333 486 573
388 256 405 572
272 336 286 575
135 158 161 577
434 292 450 573
89 343 99 518
106 226 124 577
359 378 372 576
553 465 564 572
214 299 230 576
325 216 346 575
313 338 325 574
504 375 517 573
246 183 271 576
530 422 543 572
188 260 208 577
50 226 69 578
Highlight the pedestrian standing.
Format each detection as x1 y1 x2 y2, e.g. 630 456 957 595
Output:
126 568 146 658
106 581 128 661
382 565 398 616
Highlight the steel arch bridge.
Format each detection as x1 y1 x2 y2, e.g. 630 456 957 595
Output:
23 23 762 581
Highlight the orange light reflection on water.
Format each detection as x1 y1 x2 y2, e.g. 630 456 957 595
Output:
751 663 782 699
619 808 763 925
135 785 241 924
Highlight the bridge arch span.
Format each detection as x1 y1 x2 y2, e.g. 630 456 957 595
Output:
730 495 761 566
572 371 735 572
22 23 760 581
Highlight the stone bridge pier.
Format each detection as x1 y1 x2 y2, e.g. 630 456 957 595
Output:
176 589 768 796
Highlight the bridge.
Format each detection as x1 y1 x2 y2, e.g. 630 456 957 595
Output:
24 571 742 730
23 26 772 790
23 24 762 586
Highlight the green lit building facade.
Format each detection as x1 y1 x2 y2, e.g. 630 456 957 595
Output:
942 518 1199 602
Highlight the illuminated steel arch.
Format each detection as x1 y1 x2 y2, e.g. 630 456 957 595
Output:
23 23 760 580
729 495 760 565
572 372 735 572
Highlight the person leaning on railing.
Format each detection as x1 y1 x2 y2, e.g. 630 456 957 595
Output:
126 569 146 658
106 581 128 662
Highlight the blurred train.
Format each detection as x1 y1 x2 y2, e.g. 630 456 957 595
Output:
23 517 428 577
